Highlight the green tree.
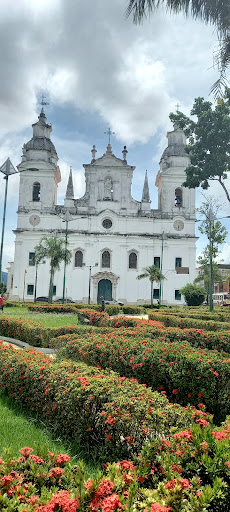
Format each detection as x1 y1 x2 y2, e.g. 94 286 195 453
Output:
0 282 6 294
137 264 165 306
34 236 72 303
126 0 230 96
194 197 227 304
169 97 230 203
180 283 206 306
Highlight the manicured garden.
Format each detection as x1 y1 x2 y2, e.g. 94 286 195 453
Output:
0 303 230 510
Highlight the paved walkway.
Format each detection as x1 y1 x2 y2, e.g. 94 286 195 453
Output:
0 336 55 354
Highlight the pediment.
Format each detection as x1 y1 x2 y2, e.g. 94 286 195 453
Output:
93 153 125 167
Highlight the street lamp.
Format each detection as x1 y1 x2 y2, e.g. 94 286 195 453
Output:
0 158 17 284
159 232 167 307
62 210 73 304
22 269 27 302
86 263 98 304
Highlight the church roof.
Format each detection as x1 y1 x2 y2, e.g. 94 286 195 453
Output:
24 136 57 154
161 143 187 159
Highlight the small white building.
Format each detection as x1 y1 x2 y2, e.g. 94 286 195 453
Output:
8 109 197 304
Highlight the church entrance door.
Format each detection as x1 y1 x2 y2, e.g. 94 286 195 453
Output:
97 279 112 302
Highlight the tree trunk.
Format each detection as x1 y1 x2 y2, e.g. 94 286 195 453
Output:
151 281 153 306
48 267 54 303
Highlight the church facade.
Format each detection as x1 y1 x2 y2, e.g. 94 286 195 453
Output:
7 109 197 304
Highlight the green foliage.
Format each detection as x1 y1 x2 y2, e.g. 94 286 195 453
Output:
34 236 72 303
170 97 230 201
0 283 6 294
57 323 230 422
0 343 194 460
180 283 206 306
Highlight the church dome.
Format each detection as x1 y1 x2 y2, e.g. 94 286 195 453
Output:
24 136 57 154
161 143 187 159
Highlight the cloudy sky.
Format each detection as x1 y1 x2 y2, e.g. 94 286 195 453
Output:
0 0 229 273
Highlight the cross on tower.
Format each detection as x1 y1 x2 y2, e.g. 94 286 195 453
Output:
175 103 181 113
40 93 49 111
104 127 115 144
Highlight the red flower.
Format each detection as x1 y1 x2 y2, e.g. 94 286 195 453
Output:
151 504 171 511
56 454 71 466
172 389 178 394
19 447 34 458
48 467 65 478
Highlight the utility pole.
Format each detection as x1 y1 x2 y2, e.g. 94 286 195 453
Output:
0 158 17 283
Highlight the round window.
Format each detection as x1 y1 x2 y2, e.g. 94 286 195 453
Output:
102 218 112 229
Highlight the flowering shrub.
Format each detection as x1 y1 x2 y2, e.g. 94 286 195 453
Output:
136 417 230 508
149 310 230 332
77 309 111 326
0 342 195 459
58 328 230 422
0 444 226 511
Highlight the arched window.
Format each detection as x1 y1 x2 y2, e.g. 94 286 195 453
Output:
175 188 182 207
33 182 40 202
102 251 110 268
75 250 83 267
129 252 137 269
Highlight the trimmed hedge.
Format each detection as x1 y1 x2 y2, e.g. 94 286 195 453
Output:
57 330 230 422
149 310 230 332
1 434 230 511
0 342 196 460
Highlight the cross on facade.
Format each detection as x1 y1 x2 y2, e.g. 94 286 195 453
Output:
104 127 115 144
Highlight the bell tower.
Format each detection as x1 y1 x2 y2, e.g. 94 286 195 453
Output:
17 108 61 210
155 124 195 218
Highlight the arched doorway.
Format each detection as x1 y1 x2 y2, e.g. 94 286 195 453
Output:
97 279 112 302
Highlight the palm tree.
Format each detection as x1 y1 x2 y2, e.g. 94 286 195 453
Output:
126 0 230 97
34 236 72 303
137 264 166 306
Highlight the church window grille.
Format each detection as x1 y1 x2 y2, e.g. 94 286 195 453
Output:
102 219 112 229
153 289 159 299
29 252 35 266
27 284 34 296
175 188 182 207
33 182 41 202
175 290 181 301
102 251 110 268
75 251 83 267
154 257 160 268
175 257 182 268
129 252 137 269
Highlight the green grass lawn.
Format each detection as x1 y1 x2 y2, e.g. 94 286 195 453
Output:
0 391 100 477
2 307 78 328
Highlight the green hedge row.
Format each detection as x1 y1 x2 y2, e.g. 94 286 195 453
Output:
155 308 230 323
57 330 230 422
149 310 230 331
0 342 195 460
27 303 145 315
0 316 95 347
2 427 230 511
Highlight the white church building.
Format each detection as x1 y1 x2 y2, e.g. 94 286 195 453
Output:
7 109 197 304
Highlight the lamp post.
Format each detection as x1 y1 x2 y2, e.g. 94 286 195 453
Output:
159 232 166 307
87 263 98 304
22 270 27 302
62 210 72 304
0 158 17 284
208 208 214 313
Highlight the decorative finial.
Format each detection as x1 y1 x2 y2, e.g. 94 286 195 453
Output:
40 93 49 116
122 145 128 161
91 144 97 162
104 127 115 144
175 103 181 113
